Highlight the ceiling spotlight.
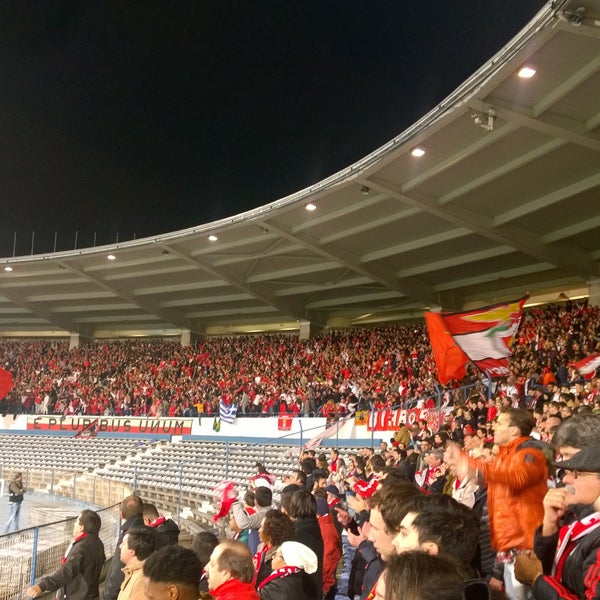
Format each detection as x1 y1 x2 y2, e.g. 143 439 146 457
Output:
161 249 170 255
518 66 536 78
107 254 116 261
259 227 268 234
411 147 426 157
4 266 13 272
471 108 496 132
361 186 370 195
208 235 218 242
305 203 317 211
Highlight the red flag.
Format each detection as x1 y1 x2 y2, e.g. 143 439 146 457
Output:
438 295 528 379
0 368 14 400
277 414 293 431
425 312 468 385
572 353 600 379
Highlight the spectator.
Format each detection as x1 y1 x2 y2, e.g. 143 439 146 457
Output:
3 471 25 533
204 540 260 600
143 545 202 600
25 510 105 600
117 528 156 600
143 503 180 545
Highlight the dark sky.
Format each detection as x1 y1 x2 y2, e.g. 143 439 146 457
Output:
1 1 546 256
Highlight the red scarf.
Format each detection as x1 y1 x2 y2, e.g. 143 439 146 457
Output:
149 516 166 528
553 511 600 579
62 533 87 564
253 544 272 584
257 566 302 590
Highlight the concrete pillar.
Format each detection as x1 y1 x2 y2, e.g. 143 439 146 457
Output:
181 329 192 346
69 333 80 350
589 279 600 308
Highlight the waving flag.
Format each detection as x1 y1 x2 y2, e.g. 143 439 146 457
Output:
572 353 600 378
219 400 238 424
425 312 468 385
426 295 527 380
0 368 14 400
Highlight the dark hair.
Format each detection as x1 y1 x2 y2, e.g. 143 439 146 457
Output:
287 489 317 519
553 413 600 450
384 551 467 600
214 540 255 583
143 544 201 588
244 491 255 507
143 503 160 521
261 509 296 546
125 528 156 561
291 469 307 486
501 407 535 437
191 531 219 570
254 486 272 508
78 509 101 534
370 482 421 534
121 494 144 520
301 458 316 475
369 455 387 473
408 495 480 567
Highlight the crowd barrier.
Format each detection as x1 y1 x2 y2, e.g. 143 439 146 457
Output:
0 504 121 600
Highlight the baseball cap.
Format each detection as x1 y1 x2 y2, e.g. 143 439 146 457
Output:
554 446 600 473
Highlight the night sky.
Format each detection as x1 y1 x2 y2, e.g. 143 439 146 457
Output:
1 1 547 256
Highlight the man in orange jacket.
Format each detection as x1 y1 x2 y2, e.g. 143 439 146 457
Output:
446 407 548 600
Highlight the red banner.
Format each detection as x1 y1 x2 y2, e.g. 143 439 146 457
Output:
277 415 293 431
365 407 452 432
28 416 193 435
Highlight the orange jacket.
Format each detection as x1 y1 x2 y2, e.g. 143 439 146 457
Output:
467 436 547 552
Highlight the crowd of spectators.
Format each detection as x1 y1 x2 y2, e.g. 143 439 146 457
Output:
1 300 600 419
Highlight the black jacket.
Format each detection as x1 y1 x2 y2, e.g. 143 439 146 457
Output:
259 571 317 600
39 533 105 600
102 515 145 600
533 512 600 600
154 518 180 545
294 517 324 594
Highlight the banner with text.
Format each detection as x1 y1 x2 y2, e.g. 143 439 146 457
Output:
366 407 453 432
27 416 193 436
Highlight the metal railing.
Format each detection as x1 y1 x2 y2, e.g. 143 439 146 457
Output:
0 504 121 600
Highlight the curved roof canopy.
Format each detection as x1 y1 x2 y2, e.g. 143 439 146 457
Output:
1 0 600 338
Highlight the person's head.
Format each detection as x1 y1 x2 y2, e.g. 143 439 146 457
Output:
271 541 318 574
254 486 272 509
554 446 600 509
144 544 201 600
143 503 160 525
425 448 443 468
493 408 534 445
312 473 328 490
121 494 144 520
392 495 480 568
284 469 307 487
14 472 23 482
287 489 317 519
553 413 600 460
376 551 467 600
120 528 155 565
191 531 219 571
205 540 254 591
418 438 432 454
259 509 295 546
462 427 481 452
74 509 101 539
330 448 339 460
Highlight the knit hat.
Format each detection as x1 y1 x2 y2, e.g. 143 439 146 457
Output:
325 485 340 498
279 541 318 574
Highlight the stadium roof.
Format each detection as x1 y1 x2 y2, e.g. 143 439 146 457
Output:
1 0 600 338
